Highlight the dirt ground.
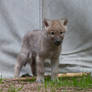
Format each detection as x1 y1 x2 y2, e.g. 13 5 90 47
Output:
0 80 92 92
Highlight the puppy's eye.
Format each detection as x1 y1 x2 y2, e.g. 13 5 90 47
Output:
51 32 54 35
60 32 63 34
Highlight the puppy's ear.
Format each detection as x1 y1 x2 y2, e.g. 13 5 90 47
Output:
60 18 68 26
43 18 51 27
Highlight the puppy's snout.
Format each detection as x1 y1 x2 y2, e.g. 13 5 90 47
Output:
55 40 61 44
54 39 62 46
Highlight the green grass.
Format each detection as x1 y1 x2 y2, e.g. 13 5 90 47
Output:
0 75 23 92
42 75 92 92
44 75 92 92
7 85 23 92
44 74 92 89
0 85 23 92
0 75 3 84
0 74 92 92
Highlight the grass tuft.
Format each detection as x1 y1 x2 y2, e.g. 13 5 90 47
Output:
0 75 3 84
44 74 92 89
8 85 23 92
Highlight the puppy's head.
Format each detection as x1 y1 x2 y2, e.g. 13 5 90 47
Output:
43 18 68 46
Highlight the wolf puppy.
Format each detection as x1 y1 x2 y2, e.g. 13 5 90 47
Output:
15 18 68 82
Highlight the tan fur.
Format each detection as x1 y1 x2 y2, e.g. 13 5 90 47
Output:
15 18 68 82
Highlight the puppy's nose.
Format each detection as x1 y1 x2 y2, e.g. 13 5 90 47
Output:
56 40 61 44
55 40 61 46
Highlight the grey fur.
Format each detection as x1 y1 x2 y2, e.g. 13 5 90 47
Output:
15 19 68 82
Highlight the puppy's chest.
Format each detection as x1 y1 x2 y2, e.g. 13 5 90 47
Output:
41 49 59 59
46 51 54 58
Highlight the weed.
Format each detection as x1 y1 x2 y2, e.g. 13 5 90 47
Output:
8 85 23 92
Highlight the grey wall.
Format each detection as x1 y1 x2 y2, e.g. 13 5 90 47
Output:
43 0 92 73
0 0 42 78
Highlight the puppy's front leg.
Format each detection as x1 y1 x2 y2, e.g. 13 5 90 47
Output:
51 58 59 80
36 55 44 83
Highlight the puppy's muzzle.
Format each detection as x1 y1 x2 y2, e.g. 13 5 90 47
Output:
54 39 62 46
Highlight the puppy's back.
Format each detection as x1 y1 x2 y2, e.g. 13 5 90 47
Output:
22 30 43 53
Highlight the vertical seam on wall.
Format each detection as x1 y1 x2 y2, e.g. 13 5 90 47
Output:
42 0 45 30
42 0 44 30
39 0 43 30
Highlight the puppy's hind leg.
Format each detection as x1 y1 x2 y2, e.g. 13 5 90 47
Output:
29 53 37 76
14 52 28 78
31 54 37 76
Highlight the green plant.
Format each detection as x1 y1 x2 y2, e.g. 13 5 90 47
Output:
8 85 23 92
0 75 3 84
43 74 92 90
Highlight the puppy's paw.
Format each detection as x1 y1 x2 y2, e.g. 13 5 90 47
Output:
51 75 58 81
36 76 44 83
14 75 19 78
